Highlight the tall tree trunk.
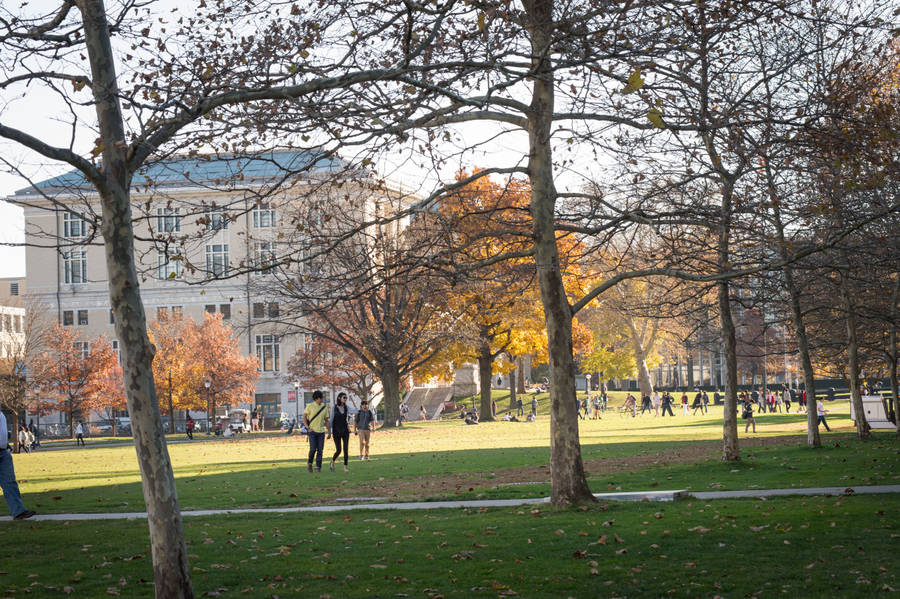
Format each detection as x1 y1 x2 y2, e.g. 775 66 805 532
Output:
379 360 402 427
524 0 594 506
168 372 175 436
624 316 655 399
12 412 19 453
509 366 517 411
717 180 740 461
838 261 870 438
477 333 495 421
517 357 527 393
80 1 193 596
769 197 820 448
890 275 899 436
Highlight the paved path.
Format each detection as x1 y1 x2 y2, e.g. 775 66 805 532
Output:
6 485 899 522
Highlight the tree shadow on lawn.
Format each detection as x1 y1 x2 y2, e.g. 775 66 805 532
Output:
20 432 895 515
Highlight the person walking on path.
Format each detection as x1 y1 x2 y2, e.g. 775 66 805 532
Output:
250 409 259 432
303 390 329 472
702 391 710 414
0 410 36 520
329 393 351 473
531 396 538 417
782 388 791 412
185 416 195 440
743 398 757 433
681 392 690 416
354 399 376 460
516 398 524 417
816 399 832 431
419 405 427 421
652 391 661 417
74 421 86 447
640 394 652 415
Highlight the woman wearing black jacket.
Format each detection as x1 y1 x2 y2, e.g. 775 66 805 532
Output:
329 393 352 473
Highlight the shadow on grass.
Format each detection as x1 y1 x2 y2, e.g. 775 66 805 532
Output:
18 432 897 515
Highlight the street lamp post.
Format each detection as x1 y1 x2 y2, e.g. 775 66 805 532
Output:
204 378 211 434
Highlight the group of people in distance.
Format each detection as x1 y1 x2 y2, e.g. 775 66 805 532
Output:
614 389 713 418
301 390 376 473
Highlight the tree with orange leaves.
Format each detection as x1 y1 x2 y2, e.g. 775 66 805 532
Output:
30 325 117 438
182 314 258 424
86 363 128 435
149 313 200 432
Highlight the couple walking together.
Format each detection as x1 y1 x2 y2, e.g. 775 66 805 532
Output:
303 391 376 473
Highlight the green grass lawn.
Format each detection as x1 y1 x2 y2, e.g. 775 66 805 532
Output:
1 495 896 598
3 396 898 597
6 399 897 514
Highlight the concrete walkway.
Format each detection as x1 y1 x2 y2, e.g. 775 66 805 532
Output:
6 484 899 522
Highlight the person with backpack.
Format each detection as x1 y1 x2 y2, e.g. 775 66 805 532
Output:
354 399 376 460
302 390 329 472
743 398 757 433
185 416 195 440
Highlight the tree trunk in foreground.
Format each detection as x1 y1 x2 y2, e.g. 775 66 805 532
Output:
626 317 655 401
889 276 899 437
509 366 518 411
838 262 870 439
81 2 193 596
717 181 740 462
769 197 820 448
525 0 594 507
378 361 401 427
478 334 495 421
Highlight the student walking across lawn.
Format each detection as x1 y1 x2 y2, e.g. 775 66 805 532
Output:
303 390 329 472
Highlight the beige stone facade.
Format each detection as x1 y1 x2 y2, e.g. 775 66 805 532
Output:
7 152 411 422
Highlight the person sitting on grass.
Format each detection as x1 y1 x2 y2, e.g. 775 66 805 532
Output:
526 412 535 422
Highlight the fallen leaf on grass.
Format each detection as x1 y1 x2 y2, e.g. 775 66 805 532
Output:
688 526 711 534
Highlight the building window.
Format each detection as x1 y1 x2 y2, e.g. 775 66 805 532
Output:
110 310 115 324
255 334 280 372
112 339 120 364
9 282 18 296
77 310 88 326
205 207 229 231
2 315 9 332
205 304 216 314
63 212 87 238
253 302 278 319
13 315 22 333
156 207 181 233
253 241 277 272
62 310 74 326
253 203 276 228
64 250 87 284
156 306 183 320
220 304 231 320
205 244 229 277
73 341 89 359
157 248 183 280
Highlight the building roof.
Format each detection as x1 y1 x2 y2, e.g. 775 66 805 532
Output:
14 150 347 195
